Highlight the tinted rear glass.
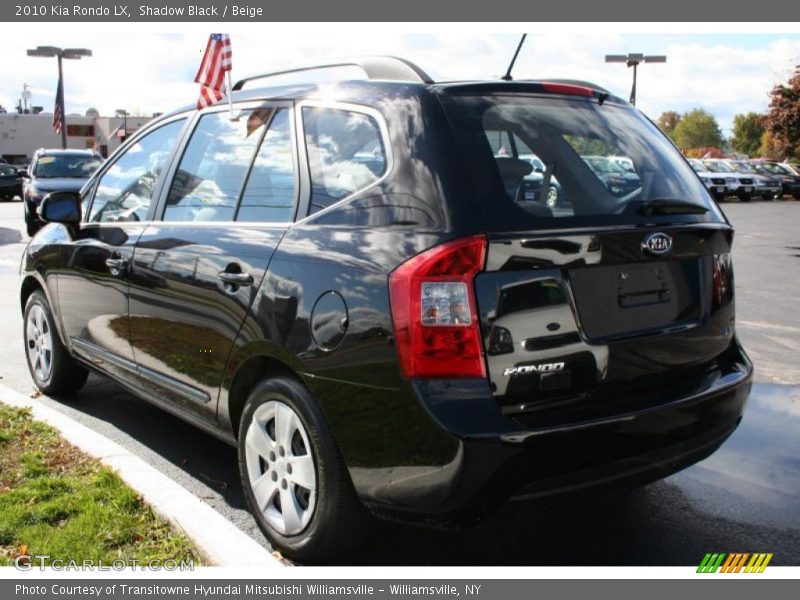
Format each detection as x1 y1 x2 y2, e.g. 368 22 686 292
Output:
440 93 724 229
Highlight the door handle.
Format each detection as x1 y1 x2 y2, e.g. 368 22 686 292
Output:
218 270 254 287
105 257 129 275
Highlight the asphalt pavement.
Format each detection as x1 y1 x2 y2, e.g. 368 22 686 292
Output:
0 197 798 566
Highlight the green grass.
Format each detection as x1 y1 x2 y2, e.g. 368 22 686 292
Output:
0 404 201 566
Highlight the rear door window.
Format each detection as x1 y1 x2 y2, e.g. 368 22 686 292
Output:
237 109 297 222
164 107 298 223
164 111 262 222
302 107 387 215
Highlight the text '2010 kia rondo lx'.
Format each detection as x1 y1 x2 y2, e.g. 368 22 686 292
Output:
20 57 752 562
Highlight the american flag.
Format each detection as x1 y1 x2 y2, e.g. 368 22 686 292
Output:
52 74 64 135
195 34 232 109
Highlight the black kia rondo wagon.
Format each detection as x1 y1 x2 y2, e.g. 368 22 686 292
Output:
20 57 752 562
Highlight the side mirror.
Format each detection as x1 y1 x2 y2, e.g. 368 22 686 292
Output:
39 191 82 226
19 170 30 178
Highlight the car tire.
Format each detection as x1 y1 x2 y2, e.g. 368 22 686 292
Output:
24 205 39 237
23 290 89 397
737 193 751 202
237 376 366 563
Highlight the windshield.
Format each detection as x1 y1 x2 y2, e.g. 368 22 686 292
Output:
688 160 704 173
759 163 789 175
440 93 721 226
730 161 757 174
0 165 18 177
33 155 101 178
703 160 735 173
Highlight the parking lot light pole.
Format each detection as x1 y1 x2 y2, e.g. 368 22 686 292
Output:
605 53 666 106
26 46 92 149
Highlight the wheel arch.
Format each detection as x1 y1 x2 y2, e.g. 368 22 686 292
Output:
220 345 305 440
20 272 72 354
20 274 44 314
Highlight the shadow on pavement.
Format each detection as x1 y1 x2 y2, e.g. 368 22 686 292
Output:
46 377 800 566
0 226 22 245
55 375 244 509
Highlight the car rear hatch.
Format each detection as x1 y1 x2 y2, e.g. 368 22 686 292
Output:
436 84 736 422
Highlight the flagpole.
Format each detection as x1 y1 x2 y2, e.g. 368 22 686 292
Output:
57 54 66 149
226 71 235 120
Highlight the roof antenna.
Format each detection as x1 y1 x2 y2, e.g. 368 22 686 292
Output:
501 34 527 81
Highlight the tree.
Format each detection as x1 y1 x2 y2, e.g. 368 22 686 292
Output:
684 147 724 159
764 65 800 159
671 109 725 151
657 111 681 136
759 130 791 161
730 112 765 157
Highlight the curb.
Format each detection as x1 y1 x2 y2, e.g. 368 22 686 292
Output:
0 383 282 569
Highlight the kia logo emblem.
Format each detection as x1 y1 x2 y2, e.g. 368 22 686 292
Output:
642 232 673 256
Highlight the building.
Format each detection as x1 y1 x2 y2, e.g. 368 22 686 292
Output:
0 112 152 163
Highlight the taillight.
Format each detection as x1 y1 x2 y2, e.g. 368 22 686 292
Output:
388 235 487 379
712 252 733 308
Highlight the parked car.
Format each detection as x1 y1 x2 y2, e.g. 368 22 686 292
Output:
518 153 563 208
23 149 102 236
12 157 31 175
725 160 782 200
582 155 642 197
484 131 563 209
755 161 800 199
687 159 727 202
20 58 752 562
0 163 23 201
702 159 755 201
779 161 800 176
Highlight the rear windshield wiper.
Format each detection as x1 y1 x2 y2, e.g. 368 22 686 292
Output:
637 199 709 216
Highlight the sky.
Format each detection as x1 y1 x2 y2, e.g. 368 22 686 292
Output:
1 26 799 136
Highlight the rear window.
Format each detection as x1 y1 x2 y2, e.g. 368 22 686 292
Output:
441 93 723 228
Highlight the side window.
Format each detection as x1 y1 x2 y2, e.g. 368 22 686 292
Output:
237 109 297 222
164 109 271 222
89 119 185 223
302 107 386 215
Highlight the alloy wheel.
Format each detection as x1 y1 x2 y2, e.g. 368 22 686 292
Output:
244 400 317 535
26 304 53 382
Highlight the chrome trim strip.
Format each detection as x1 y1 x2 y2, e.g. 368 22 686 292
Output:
70 337 210 404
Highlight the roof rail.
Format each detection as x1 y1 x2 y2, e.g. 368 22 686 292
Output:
232 56 434 91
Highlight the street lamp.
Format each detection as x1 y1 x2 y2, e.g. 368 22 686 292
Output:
27 45 92 149
605 53 666 106
115 109 129 142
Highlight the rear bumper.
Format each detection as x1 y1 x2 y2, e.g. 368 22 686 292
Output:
359 340 752 521
757 185 782 196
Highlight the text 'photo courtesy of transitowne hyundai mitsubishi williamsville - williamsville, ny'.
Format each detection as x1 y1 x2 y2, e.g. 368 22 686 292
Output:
19 57 753 562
